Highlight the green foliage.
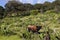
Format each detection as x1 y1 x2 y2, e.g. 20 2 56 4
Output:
0 11 60 40
0 6 5 19
5 1 23 12
0 0 59 39
20 11 30 17
30 10 39 15
3 0 60 18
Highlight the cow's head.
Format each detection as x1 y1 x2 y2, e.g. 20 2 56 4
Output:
36 26 42 31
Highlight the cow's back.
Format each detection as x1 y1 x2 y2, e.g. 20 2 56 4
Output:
28 25 37 31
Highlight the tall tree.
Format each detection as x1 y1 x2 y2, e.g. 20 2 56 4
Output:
0 6 5 19
43 1 53 11
24 3 34 11
34 4 44 13
52 0 60 12
5 1 23 12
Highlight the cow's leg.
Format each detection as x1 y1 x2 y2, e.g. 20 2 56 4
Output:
35 30 40 34
32 31 35 33
27 28 31 32
37 32 40 34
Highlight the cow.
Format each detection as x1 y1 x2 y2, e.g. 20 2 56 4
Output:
27 25 42 33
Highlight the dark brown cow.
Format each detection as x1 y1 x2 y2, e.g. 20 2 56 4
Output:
27 25 42 33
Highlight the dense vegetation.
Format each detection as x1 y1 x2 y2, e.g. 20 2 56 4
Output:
0 0 60 40
0 0 60 18
0 11 60 40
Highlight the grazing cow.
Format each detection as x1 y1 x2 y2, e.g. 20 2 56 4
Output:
27 25 42 33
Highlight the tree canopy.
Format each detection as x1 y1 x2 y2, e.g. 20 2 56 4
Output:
0 0 60 18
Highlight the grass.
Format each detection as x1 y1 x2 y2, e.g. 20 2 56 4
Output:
0 35 22 40
0 12 60 40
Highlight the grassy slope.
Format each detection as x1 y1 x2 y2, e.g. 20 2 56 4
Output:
0 13 60 40
0 35 21 40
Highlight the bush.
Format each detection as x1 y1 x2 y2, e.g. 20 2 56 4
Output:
30 10 39 15
45 10 56 14
20 11 30 16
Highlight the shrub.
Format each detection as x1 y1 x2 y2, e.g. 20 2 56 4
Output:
30 10 39 15
20 11 30 17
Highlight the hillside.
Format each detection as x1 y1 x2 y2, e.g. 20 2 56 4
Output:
0 11 60 40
